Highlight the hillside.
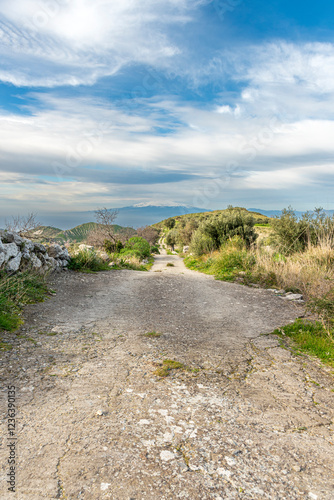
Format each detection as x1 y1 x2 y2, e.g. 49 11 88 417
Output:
152 206 270 229
33 222 136 244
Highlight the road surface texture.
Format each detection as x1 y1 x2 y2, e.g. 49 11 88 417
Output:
0 250 333 499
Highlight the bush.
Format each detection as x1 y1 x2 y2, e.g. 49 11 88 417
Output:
165 229 179 250
271 207 334 255
103 239 123 253
178 219 199 245
68 249 109 272
165 218 176 229
137 226 159 245
189 230 215 256
150 245 160 254
123 237 150 259
201 210 257 249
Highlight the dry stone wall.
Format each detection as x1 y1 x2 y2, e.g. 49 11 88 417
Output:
0 231 70 272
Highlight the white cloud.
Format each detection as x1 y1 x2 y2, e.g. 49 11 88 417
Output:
0 0 202 87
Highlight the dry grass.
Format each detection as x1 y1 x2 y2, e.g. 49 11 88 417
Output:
254 243 334 300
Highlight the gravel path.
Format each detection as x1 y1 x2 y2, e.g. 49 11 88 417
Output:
0 251 333 499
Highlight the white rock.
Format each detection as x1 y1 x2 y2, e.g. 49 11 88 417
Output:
34 243 46 254
1 231 23 245
48 244 63 258
79 244 93 251
282 293 303 301
138 419 151 425
6 252 22 272
30 253 42 269
217 468 231 478
22 239 35 252
3 243 19 261
100 483 111 491
160 450 176 462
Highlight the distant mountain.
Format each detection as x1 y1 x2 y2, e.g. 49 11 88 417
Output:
33 223 136 244
34 204 212 229
248 208 334 219
114 204 211 227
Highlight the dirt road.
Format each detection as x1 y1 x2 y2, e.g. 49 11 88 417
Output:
1 250 333 499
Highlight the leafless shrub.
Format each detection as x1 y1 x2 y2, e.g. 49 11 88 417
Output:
94 208 119 242
136 226 159 245
5 213 41 240
86 208 119 248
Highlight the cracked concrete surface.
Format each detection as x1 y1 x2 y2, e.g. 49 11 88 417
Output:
0 251 333 499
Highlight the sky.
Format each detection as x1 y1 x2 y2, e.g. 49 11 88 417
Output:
0 0 334 225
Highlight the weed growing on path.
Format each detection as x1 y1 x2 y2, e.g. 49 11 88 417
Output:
273 319 334 367
143 331 162 338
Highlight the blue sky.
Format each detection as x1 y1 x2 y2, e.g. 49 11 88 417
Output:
0 0 334 224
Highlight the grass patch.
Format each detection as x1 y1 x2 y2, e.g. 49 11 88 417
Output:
154 359 185 377
0 341 13 351
184 245 255 283
68 249 110 272
272 319 334 367
143 331 162 338
166 262 174 267
0 270 49 332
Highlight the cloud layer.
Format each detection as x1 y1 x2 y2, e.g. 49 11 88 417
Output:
0 1 333 218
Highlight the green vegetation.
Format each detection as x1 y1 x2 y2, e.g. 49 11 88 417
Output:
119 236 150 259
271 206 334 255
0 270 49 333
142 331 162 338
166 263 174 267
273 319 334 367
185 240 255 282
154 359 185 377
67 248 110 272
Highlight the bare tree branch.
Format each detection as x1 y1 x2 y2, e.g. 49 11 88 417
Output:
5 213 41 240
93 207 119 243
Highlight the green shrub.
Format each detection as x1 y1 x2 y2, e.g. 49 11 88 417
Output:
103 239 124 253
189 230 215 256
165 218 176 229
271 207 334 255
150 245 160 254
201 210 257 249
123 236 150 259
68 249 109 272
211 245 256 281
165 229 179 250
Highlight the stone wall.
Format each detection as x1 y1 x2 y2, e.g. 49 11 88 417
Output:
0 231 70 272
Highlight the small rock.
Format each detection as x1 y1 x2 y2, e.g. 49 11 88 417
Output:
96 410 105 416
160 450 176 462
6 252 22 272
100 483 111 491
282 294 303 301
